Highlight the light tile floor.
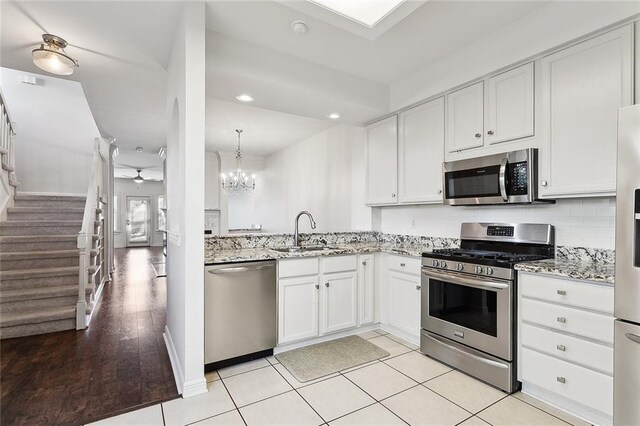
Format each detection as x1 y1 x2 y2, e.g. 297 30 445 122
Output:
89 330 589 426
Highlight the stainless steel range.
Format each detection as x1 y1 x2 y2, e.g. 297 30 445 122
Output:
420 223 554 393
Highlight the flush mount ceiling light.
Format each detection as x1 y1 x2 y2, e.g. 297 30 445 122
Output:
236 94 254 103
31 34 79 76
136 146 144 153
327 112 341 120
133 169 144 184
308 0 405 27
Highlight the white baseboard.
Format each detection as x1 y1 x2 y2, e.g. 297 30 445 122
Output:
164 326 185 395
182 377 208 398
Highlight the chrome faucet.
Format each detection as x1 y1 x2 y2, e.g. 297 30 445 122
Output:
294 211 316 247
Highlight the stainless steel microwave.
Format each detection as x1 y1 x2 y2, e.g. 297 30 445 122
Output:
442 148 552 206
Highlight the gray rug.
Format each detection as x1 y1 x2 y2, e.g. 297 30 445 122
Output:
275 335 390 383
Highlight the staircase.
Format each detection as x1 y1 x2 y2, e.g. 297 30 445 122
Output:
0 194 88 339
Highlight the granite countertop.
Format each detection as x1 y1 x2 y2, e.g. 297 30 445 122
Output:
204 242 433 265
514 258 615 285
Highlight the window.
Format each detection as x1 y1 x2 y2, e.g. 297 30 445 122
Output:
113 195 120 232
157 196 166 232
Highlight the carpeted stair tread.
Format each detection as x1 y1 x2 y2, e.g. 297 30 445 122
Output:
0 220 82 227
14 194 85 202
0 249 79 261
1 285 91 302
0 234 77 242
7 206 85 213
0 266 79 280
0 306 76 327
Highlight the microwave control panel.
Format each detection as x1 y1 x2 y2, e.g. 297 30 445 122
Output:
508 162 528 195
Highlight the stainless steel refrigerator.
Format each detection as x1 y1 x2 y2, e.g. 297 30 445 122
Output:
614 104 640 426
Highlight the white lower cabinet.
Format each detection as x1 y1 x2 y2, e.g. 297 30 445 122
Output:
386 255 421 339
518 272 614 424
278 254 375 345
321 271 358 334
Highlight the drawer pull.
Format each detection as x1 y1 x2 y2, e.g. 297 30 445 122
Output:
557 376 566 384
325 282 330 287
315 284 319 289
416 285 421 291
557 317 567 324
556 344 566 352
557 290 566 295
400 263 406 267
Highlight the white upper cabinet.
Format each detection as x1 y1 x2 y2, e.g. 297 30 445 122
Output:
486 62 534 144
398 97 445 204
539 25 633 198
446 82 484 153
365 116 398 205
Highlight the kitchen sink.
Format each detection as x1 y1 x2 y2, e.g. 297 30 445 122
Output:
272 245 338 253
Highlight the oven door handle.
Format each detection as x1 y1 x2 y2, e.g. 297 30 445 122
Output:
422 331 509 369
422 269 509 291
499 157 509 202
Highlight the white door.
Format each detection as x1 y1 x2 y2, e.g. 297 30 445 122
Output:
126 196 151 247
398 97 445 204
388 271 421 338
486 62 534 144
539 25 633 198
446 81 484 153
278 275 319 344
366 116 398 205
358 254 375 326
321 271 358 334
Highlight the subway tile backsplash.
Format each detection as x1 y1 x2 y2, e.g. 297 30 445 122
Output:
378 197 616 250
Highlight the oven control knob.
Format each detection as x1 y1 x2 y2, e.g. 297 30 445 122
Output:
475 266 484 274
456 263 464 271
432 260 440 267
486 267 494 276
440 261 447 269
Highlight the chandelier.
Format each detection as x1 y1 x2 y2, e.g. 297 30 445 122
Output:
220 129 255 193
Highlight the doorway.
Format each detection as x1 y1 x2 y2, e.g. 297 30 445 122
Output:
126 196 151 247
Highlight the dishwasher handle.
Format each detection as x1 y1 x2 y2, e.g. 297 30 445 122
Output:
208 264 275 274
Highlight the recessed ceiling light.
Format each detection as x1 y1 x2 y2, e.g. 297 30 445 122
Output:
327 112 341 120
291 21 309 34
236 94 254 102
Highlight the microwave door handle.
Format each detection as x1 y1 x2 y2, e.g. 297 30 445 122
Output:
499 158 508 202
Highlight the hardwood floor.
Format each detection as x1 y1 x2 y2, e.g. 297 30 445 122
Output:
0 247 179 425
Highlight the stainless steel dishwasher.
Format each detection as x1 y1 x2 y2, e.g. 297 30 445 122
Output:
204 260 277 368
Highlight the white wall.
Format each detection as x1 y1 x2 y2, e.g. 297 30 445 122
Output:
204 151 220 210
251 124 369 233
113 178 165 248
0 67 101 194
219 152 264 231
390 2 640 110
164 1 207 398
378 197 616 250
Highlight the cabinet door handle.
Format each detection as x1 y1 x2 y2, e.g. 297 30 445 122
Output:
416 285 421 291
400 263 406 267
438 189 442 194
557 290 566 295
541 180 548 187
391 193 396 198
556 344 566 352
557 316 567 324
557 377 566 384
315 284 319 289
362 261 367 265
325 282 330 287
475 133 482 138
487 130 494 135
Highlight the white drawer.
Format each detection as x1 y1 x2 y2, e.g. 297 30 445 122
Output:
521 323 613 375
521 347 613 416
520 298 614 344
322 255 357 274
278 258 319 278
520 273 613 314
388 255 420 275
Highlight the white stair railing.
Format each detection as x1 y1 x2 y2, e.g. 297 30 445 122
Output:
0 87 17 185
77 138 107 329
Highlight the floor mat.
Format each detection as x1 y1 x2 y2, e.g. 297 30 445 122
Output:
275 335 389 383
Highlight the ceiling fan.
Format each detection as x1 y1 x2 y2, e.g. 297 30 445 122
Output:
116 165 163 183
